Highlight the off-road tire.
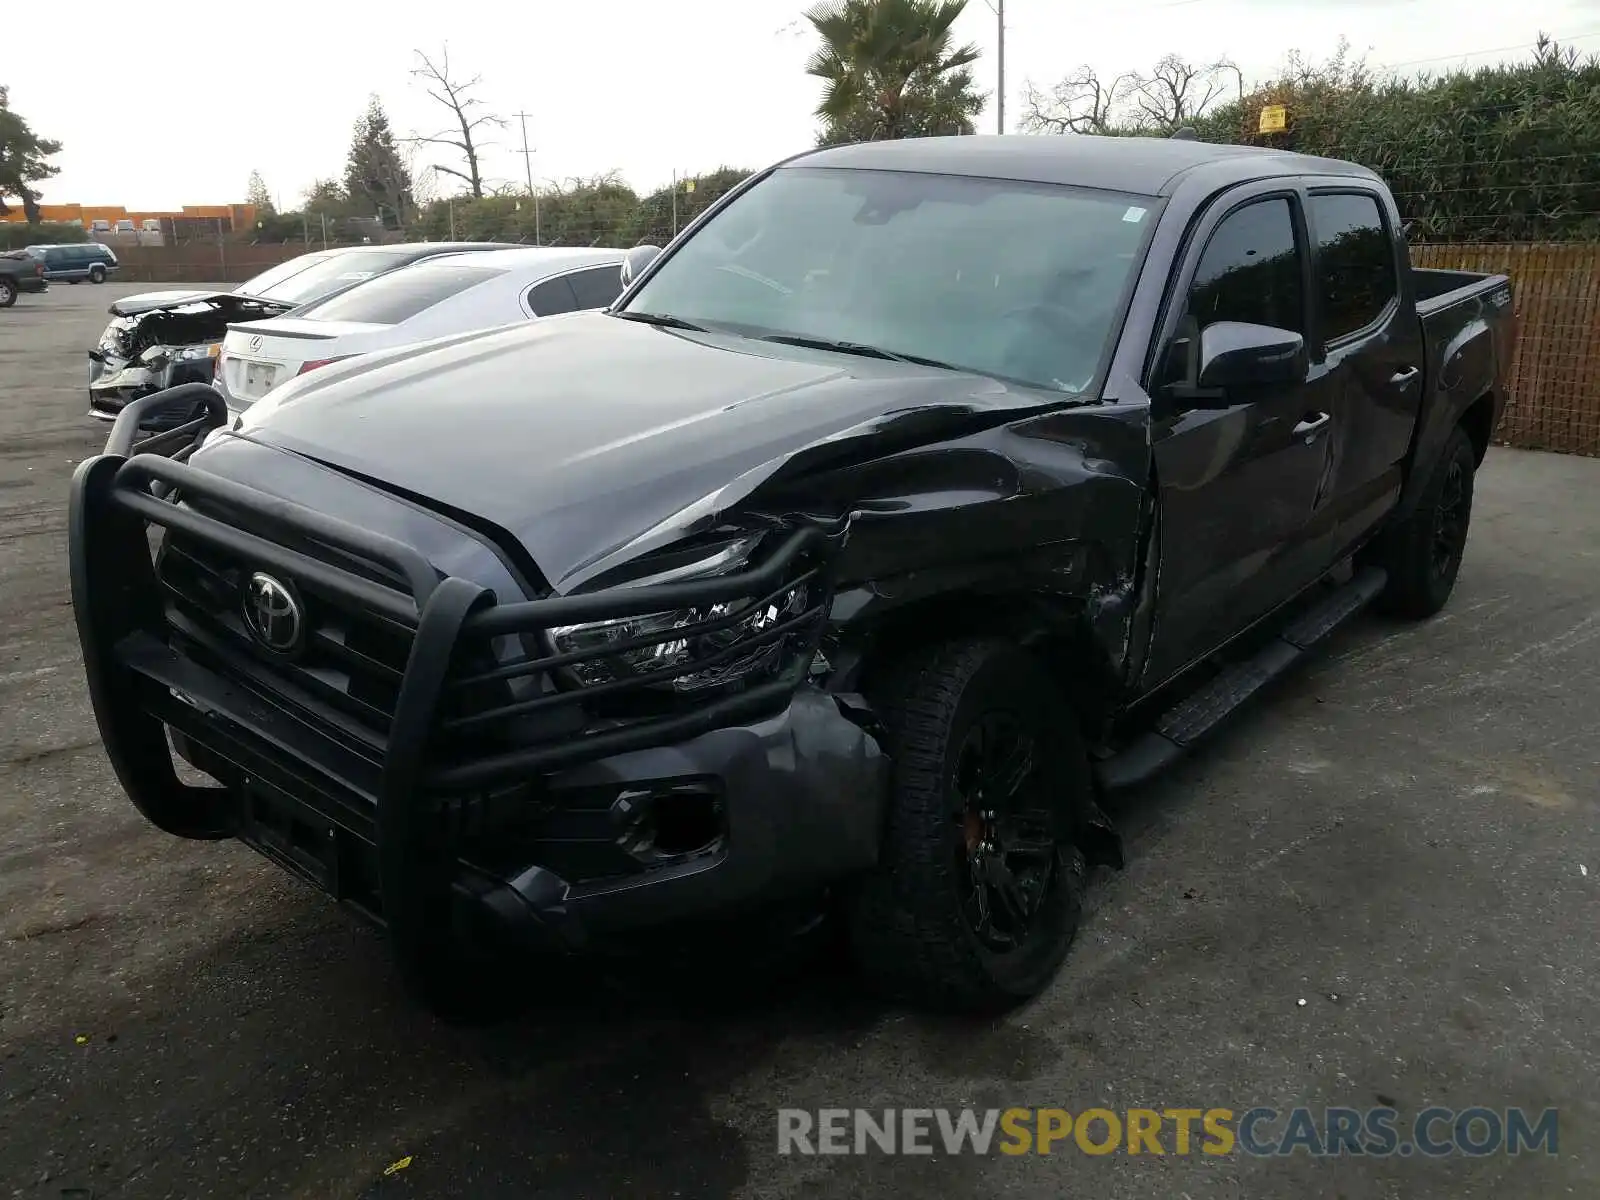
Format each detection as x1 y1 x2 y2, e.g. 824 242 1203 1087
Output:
1370 424 1477 619
846 639 1090 1013
0 279 16 308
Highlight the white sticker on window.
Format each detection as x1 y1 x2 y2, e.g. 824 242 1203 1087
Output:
1123 206 1147 223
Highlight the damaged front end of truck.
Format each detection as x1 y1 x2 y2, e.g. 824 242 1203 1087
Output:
69 341 1149 1012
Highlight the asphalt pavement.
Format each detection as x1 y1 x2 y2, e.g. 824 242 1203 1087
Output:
1 281 1596 1199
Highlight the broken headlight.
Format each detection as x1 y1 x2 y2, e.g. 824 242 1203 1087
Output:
141 342 221 366
174 342 223 363
547 535 813 694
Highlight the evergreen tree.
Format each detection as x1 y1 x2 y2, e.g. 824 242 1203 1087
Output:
245 170 274 215
345 95 414 227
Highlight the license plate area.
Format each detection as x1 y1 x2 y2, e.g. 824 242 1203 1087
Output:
241 360 279 397
235 771 386 915
238 774 340 891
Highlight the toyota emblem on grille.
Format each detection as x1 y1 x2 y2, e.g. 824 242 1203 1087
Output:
247 334 264 354
242 572 304 654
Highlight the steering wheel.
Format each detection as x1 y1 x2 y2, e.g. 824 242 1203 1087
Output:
998 302 1094 332
997 303 1100 390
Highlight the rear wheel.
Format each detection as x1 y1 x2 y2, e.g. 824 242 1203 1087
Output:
846 639 1090 1013
1370 425 1477 619
0 279 15 308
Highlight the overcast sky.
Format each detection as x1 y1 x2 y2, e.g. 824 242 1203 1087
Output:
10 0 1598 211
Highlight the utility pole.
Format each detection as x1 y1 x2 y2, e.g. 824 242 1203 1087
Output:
984 0 1005 133
996 0 1005 133
514 110 541 245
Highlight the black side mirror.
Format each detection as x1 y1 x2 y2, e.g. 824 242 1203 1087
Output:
620 244 663 288
1188 321 1308 401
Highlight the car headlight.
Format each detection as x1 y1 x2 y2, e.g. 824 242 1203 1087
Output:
547 534 814 694
140 343 221 365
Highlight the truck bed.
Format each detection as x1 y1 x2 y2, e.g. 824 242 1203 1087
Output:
1399 264 1516 517
1413 265 1508 315
1413 266 1513 386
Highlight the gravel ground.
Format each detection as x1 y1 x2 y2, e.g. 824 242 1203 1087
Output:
1 281 1596 1199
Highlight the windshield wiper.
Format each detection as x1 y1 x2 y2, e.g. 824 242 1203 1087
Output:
758 333 964 372
610 310 711 333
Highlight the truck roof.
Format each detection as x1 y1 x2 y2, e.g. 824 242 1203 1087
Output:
796 133 1381 197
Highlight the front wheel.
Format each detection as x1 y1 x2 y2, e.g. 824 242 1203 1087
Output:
0 279 15 308
1369 425 1478 619
845 639 1090 1013
89 265 107 284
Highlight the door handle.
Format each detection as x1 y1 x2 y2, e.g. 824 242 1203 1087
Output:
1293 411 1331 439
1390 365 1421 386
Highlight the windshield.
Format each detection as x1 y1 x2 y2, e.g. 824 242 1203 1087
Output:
622 166 1156 393
235 253 331 299
238 250 409 306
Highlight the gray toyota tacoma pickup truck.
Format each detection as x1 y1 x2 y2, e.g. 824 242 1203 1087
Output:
69 133 1515 1018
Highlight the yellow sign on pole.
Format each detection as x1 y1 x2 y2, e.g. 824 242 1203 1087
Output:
684 179 697 194
1259 104 1288 134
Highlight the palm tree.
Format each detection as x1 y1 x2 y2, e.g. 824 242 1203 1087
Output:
805 0 986 145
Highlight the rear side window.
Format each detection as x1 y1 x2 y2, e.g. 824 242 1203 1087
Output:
1310 192 1397 343
296 263 505 325
568 265 623 310
1186 197 1305 334
527 276 578 316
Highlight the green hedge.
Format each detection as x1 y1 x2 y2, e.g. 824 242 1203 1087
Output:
0 221 90 250
1187 37 1600 242
406 167 756 247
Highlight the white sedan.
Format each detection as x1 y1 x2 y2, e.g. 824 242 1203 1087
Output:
215 245 627 414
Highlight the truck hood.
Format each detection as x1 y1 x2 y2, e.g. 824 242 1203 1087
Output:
223 311 1075 592
109 289 293 318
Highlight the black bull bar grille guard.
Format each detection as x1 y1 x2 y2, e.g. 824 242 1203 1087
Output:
69 386 842 965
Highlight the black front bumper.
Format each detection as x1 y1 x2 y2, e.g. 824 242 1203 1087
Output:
70 387 888 973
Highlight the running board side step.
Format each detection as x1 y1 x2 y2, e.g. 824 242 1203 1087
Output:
1094 566 1387 794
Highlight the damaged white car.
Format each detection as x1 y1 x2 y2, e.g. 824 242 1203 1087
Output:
87 242 515 429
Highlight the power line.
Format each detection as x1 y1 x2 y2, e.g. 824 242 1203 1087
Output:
1378 27 1600 72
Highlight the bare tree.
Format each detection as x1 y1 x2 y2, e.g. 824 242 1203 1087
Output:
408 45 505 200
406 146 440 208
1021 54 1240 137
1127 54 1239 133
1020 65 1137 134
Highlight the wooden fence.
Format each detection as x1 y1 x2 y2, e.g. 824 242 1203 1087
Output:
1412 242 1600 458
108 241 329 285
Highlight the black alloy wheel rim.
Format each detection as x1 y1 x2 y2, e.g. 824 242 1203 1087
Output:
1432 458 1468 579
951 711 1061 951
